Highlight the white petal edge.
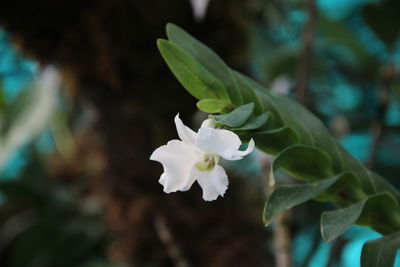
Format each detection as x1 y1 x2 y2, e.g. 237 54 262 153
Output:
174 114 197 147
229 138 255 160
196 127 254 160
200 118 216 129
195 165 228 201
150 139 199 193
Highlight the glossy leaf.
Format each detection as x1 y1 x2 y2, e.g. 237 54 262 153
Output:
213 103 254 128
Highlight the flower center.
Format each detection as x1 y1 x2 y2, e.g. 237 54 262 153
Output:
195 153 219 172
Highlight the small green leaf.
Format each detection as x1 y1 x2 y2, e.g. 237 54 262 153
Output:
272 145 334 182
157 39 229 101
166 23 242 105
213 103 254 128
263 175 341 226
252 127 299 155
361 231 400 267
321 199 367 243
196 99 230 113
232 112 270 131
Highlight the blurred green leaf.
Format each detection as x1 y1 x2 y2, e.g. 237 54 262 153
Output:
166 23 242 105
1 88 33 136
361 230 400 267
157 39 229 101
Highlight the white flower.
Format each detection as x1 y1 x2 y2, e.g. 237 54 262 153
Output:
150 114 255 201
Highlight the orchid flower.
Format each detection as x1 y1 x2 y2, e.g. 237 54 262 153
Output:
150 114 255 201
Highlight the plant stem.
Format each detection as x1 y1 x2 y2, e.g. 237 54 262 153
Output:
366 63 394 169
154 215 189 267
296 0 316 106
261 155 292 267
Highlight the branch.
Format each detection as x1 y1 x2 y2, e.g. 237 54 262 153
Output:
261 156 292 267
154 215 190 267
296 0 317 106
366 63 395 169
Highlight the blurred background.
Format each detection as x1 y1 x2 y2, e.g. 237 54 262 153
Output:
0 0 399 266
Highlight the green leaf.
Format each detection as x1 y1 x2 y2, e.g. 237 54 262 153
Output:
263 175 342 226
213 103 254 128
315 172 362 205
321 199 367 243
196 99 230 113
232 71 264 115
321 192 400 243
272 145 334 182
361 231 400 267
268 93 345 173
232 112 270 131
157 39 229 101
357 192 400 235
237 75 284 127
252 127 300 155
166 23 242 105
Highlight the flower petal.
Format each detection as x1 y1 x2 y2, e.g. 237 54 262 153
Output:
200 118 216 129
196 128 253 160
195 165 228 201
150 140 200 193
174 114 197 146
230 138 255 160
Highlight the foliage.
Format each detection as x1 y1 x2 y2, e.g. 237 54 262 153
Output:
0 149 112 267
157 23 400 267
